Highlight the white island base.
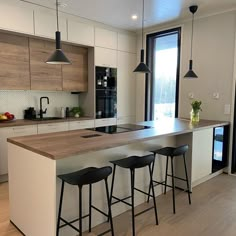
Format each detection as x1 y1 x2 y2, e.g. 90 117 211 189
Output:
8 124 220 236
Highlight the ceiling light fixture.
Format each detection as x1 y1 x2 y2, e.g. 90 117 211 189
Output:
133 0 151 73
132 14 138 20
46 0 71 64
184 5 198 78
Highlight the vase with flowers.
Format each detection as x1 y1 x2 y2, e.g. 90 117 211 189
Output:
190 100 202 123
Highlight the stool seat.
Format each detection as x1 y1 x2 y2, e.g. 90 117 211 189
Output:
110 154 154 169
151 145 189 157
58 166 112 186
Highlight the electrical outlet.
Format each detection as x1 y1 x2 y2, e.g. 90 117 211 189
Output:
188 92 194 99
213 92 220 99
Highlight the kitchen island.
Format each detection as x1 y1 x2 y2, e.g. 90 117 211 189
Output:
7 118 229 236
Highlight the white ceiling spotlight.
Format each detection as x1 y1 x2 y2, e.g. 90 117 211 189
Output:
131 14 138 20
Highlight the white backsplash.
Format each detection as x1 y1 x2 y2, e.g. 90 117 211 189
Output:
0 90 79 119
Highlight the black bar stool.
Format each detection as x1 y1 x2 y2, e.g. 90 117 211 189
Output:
56 166 114 236
147 144 191 214
110 154 158 236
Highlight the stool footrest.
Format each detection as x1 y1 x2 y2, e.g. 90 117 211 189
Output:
59 217 81 232
91 205 109 218
134 187 154 197
111 196 132 207
167 174 188 182
134 206 155 217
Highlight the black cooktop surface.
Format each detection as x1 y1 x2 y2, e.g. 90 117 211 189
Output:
88 123 152 134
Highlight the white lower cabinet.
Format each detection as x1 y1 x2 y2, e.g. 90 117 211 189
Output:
95 118 117 127
69 120 95 131
0 125 37 175
37 122 68 134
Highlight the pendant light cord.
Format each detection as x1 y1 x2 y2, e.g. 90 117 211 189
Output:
141 0 144 49
190 12 194 60
56 0 59 31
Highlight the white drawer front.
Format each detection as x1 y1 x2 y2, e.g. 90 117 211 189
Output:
38 122 68 134
69 120 94 131
95 118 117 127
12 125 37 136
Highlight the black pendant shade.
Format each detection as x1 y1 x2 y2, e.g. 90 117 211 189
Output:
184 5 198 79
133 0 151 74
46 31 71 64
46 0 71 65
184 60 198 78
134 49 151 73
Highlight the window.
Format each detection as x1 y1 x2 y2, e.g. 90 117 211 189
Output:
145 27 181 121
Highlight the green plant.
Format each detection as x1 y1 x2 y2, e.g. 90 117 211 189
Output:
191 100 202 112
70 107 83 116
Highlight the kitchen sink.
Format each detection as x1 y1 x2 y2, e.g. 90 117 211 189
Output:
30 117 63 121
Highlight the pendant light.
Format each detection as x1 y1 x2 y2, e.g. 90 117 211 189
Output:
184 5 198 78
46 0 71 64
133 0 151 73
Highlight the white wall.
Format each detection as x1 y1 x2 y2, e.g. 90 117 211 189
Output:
0 91 79 119
136 10 236 122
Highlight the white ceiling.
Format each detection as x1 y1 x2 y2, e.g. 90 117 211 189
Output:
21 0 236 31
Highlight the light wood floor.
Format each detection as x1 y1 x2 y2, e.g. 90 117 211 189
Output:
1 174 236 236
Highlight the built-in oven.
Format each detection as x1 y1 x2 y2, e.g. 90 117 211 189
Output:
96 66 117 119
96 89 117 118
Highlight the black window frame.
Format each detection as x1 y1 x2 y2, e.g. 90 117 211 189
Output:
145 27 181 121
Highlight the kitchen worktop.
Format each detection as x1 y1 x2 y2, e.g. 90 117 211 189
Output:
0 116 94 128
7 118 229 160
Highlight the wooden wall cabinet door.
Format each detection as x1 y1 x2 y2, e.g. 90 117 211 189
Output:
0 32 30 90
29 38 62 91
62 44 88 92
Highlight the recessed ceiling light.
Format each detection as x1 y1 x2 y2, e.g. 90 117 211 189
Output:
131 15 138 20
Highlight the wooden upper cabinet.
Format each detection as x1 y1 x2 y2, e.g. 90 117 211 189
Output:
0 32 30 90
29 38 62 91
62 44 88 92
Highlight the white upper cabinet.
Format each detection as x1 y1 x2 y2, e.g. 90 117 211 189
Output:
117 51 136 118
34 7 67 41
118 33 137 53
67 19 94 46
95 47 117 68
0 0 34 35
95 28 117 49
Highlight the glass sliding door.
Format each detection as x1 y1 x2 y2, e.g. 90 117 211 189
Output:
145 28 181 121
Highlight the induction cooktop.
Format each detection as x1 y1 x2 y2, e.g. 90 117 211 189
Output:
88 123 152 134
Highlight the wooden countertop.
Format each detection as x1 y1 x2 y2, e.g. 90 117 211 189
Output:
0 117 94 128
7 118 229 160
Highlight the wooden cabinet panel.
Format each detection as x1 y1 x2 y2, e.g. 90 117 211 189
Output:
62 44 88 92
29 38 62 91
0 33 30 90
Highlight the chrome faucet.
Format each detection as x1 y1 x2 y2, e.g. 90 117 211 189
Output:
39 97 49 119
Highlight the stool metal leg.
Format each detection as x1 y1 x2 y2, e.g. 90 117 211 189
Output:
148 164 158 225
147 154 156 203
130 169 135 236
79 186 83 236
164 156 169 194
89 184 92 232
183 154 191 205
105 178 114 236
170 157 176 214
56 180 65 236
108 164 116 222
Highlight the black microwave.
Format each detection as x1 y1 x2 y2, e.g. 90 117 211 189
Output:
96 66 117 90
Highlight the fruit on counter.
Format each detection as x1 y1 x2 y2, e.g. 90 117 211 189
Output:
0 112 15 120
